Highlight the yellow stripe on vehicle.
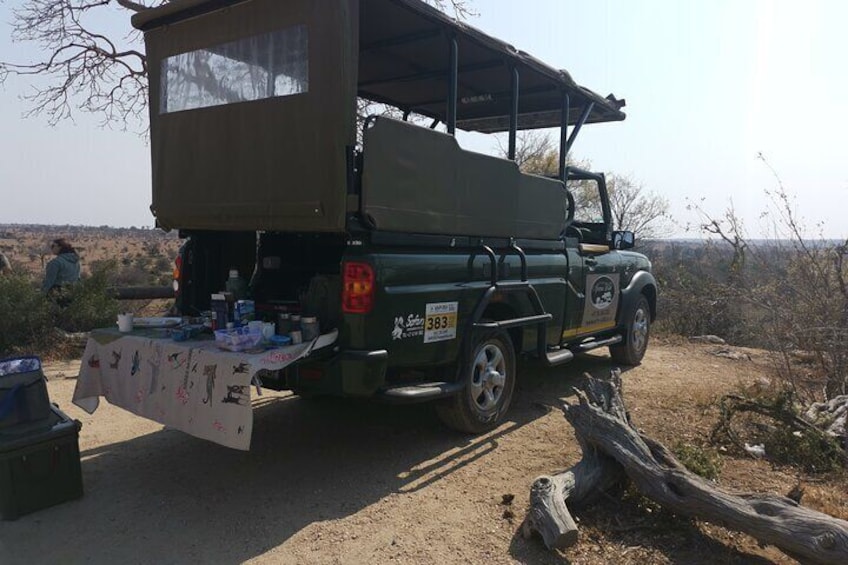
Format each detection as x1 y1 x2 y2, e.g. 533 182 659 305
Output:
562 322 617 339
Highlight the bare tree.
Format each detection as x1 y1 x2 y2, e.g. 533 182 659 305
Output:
606 174 672 239
686 155 848 400
496 130 558 173
503 131 671 239
1 0 474 128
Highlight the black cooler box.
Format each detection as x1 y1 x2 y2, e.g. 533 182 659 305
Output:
0 405 83 520
0 356 84 520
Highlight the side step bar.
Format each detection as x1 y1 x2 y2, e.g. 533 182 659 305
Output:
377 381 465 402
544 334 623 366
545 348 574 366
379 336 625 398
578 335 623 351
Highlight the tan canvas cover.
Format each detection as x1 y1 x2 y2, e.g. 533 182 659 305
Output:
362 118 567 239
140 0 357 232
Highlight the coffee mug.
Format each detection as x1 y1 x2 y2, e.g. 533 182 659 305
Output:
117 313 134 333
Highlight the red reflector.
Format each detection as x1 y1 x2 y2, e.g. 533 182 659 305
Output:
343 262 375 314
173 255 183 296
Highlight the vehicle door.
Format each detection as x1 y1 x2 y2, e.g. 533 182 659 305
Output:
562 170 621 341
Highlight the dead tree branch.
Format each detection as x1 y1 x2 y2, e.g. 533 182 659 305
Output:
524 371 848 564
2 0 474 128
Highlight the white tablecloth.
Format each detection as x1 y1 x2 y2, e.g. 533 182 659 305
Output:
73 329 338 450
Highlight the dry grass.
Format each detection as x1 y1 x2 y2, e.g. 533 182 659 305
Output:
0 224 180 280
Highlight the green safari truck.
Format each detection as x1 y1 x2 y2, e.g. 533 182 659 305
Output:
132 0 657 433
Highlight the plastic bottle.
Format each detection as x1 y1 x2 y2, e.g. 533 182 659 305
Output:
225 269 248 301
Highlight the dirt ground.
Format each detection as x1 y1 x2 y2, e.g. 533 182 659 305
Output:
1 341 846 564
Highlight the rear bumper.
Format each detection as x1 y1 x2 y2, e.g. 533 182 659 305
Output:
287 348 464 402
283 348 389 397
339 349 390 396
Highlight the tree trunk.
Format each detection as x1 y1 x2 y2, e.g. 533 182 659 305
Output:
524 370 848 565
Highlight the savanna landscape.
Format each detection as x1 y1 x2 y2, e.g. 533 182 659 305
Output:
1 0 847 563
1 223 846 564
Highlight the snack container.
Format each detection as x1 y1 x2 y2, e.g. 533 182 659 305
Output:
301 317 320 340
214 326 263 352
269 334 292 347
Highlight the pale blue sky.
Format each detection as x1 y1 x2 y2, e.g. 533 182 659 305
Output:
1 0 846 237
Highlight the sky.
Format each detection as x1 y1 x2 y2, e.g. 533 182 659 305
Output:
1 0 847 238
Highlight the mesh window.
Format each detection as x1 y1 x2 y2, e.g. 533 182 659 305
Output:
161 25 309 114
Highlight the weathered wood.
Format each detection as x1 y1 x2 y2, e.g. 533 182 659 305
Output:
523 449 624 549
528 370 848 564
109 285 175 300
522 374 628 549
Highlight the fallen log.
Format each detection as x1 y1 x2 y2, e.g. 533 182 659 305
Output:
108 286 175 300
524 370 848 565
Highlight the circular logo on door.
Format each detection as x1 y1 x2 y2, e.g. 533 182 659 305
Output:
590 276 615 310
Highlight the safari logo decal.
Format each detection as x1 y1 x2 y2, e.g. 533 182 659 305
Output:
391 302 459 343
582 273 620 328
392 314 425 341
590 276 616 310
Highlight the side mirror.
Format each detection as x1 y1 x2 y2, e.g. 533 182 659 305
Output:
612 231 635 250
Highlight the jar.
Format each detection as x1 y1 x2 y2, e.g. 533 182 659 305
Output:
289 330 303 345
301 316 320 340
225 269 248 301
276 313 292 336
291 315 302 332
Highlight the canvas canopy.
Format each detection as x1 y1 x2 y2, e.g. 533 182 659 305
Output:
134 0 625 234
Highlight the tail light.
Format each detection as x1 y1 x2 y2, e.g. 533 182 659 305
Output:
173 255 182 295
342 262 375 314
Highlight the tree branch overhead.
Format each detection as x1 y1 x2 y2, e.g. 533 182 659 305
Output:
1 0 473 128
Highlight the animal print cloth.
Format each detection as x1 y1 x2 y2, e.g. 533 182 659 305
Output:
73 329 338 450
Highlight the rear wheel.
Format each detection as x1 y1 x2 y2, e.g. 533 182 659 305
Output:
436 329 516 433
610 295 650 365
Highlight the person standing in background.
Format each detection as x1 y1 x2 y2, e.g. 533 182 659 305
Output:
0 251 11 274
42 238 80 294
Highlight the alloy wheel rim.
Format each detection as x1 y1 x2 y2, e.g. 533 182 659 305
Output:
470 343 506 412
632 307 648 353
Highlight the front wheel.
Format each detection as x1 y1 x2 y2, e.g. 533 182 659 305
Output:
436 329 516 434
610 295 651 365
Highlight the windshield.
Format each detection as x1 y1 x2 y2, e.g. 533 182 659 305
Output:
160 24 309 114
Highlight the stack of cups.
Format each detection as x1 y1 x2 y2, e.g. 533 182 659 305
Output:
117 313 134 333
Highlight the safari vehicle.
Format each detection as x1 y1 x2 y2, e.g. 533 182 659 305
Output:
132 0 657 432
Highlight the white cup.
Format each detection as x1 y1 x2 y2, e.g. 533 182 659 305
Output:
117 313 134 333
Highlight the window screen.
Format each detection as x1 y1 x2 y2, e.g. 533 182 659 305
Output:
567 179 605 224
160 25 308 114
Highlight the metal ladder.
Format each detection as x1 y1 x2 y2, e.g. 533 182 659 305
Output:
467 242 572 366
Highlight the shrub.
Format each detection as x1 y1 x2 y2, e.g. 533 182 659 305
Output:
683 161 848 402
764 427 844 474
54 263 121 333
672 442 723 480
0 273 55 357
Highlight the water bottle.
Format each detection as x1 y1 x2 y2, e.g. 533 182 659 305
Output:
225 269 248 301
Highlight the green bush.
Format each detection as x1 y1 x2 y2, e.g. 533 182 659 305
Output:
0 273 55 357
764 427 844 474
672 442 723 480
55 263 121 333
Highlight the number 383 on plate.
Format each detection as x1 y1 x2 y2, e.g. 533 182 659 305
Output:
424 301 458 343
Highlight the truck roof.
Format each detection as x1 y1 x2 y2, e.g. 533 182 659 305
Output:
132 0 625 133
